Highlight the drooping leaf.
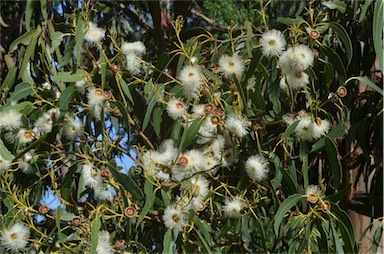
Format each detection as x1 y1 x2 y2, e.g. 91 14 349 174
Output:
329 22 353 65
325 137 342 188
6 82 34 103
75 20 86 64
276 17 305 25
273 194 305 235
58 85 77 111
0 138 14 161
52 70 87 83
345 76 384 96
373 0 383 70
91 216 101 254
322 0 347 13
108 163 144 200
181 117 204 150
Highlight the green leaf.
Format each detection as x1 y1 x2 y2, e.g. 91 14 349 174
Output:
328 22 353 65
358 0 374 23
118 76 134 104
267 79 281 113
52 70 87 83
58 86 76 111
194 218 213 246
311 121 345 152
322 0 347 13
162 229 176 254
61 213 79 221
161 190 171 207
8 30 36 53
324 137 342 187
61 162 80 202
136 180 155 228
321 46 346 84
1 65 17 90
115 100 131 136
0 138 14 161
372 222 383 254
100 48 107 89
182 117 204 150
345 76 384 96
233 76 248 114
40 0 48 20
273 194 305 235
245 21 253 58
0 101 33 114
108 163 144 200
330 203 356 253
276 17 305 25
153 106 163 136
142 98 156 132
19 29 40 82
6 82 34 103
50 32 64 53
91 216 101 254
25 0 35 31
282 120 300 138
373 0 383 70
75 20 86 64
202 69 223 86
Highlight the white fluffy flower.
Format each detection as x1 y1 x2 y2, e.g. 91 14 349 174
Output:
226 114 249 137
277 47 294 70
96 231 113 254
63 117 83 140
312 118 331 139
17 129 35 144
306 184 323 204
126 53 144 75
94 183 115 201
0 110 22 131
82 163 102 189
84 22 105 46
18 152 35 174
260 29 286 57
33 113 53 136
162 205 187 232
245 154 270 181
1 222 30 252
179 65 202 99
183 175 209 199
75 79 88 93
294 115 314 141
178 149 204 172
87 87 106 107
218 53 245 78
166 98 186 120
279 76 288 91
192 104 206 117
285 70 309 90
0 155 11 173
121 41 146 56
222 196 246 218
291 44 314 71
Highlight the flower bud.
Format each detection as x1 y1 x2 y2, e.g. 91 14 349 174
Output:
38 205 49 215
71 218 82 227
336 86 347 98
125 207 138 218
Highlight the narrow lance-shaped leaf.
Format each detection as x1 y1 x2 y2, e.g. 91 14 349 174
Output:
328 22 353 65
91 216 101 254
325 137 342 188
373 0 383 70
345 76 384 96
0 138 14 161
273 194 305 235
